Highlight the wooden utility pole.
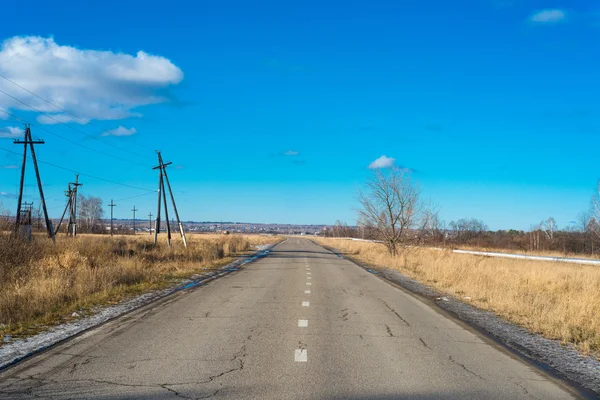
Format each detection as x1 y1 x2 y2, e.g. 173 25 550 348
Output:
161 154 188 247
55 175 82 237
67 175 82 237
55 185 73 235
109 200 117 236
152 151 187 247
154 165 162 244
131 206 138 235
14 125 54 242
148 212 153 235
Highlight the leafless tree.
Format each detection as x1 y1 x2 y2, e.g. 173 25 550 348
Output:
419 204 441 242
540 217 557 240
448 218 487 243
589 181 600 238
358 168 421 256
578 211 591 233
78 195 104 233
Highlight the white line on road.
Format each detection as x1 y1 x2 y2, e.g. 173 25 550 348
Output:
298 319 308 327
302 301 310 307
307 277 311 280
295 349 307 362
307 272 311 275
306 282 312 286
304 290 311 294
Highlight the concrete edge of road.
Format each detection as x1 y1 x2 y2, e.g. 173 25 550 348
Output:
0 241 283 373
313 240 600 399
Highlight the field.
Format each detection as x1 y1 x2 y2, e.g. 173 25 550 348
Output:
0 233 280 342
313 237 600 356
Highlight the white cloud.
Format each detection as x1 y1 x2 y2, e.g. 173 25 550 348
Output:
0 36 184 124
0 191 16 198
101 126 137 137
530 9 566 24
0 126 23 138
368 155 395 169
1 165 18 169
284 150 299 156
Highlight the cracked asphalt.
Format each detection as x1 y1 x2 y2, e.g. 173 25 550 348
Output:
0 239 580 399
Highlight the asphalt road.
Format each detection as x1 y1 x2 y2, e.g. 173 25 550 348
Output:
0 238 580 399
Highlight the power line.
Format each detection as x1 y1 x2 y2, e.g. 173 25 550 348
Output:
0 107 150 168
116 191 157 202
0 146 155 193
0 87 155 160
0 76 156 155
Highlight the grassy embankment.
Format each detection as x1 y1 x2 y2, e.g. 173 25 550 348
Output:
313 237 600 357
0 233 280 343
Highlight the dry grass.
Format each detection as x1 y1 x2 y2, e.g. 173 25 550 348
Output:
0 233 280 341
314 237 600 356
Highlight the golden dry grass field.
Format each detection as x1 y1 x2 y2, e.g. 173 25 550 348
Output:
0 233 280 342
313 237 600 357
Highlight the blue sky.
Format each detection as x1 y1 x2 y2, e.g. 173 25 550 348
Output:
0 0 598 230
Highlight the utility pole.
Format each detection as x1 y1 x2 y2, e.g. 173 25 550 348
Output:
148 212 153 235
55 185 73 235
55 175 82 237
14 125 54 242
69 175 82 237
109 200 117 236
131 206 138 235
152 151 187 247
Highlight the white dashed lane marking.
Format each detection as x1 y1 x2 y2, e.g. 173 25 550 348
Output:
298 320 308 327
302 301 310 307
306 282 312 286
307 272 311 275
295 349 308 362
304 290 311 294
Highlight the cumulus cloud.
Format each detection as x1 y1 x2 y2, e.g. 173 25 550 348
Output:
0 126 23 138
0 36 184 124
368 155 395 169
284 150 299 156
530 9 566 24
101 126 137 137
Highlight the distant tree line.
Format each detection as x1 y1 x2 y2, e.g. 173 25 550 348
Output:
326 168 600 257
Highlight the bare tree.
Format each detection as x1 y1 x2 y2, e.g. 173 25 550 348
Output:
578 211 591 233
590 181 600 238
78 195 104 233
540 217 557 240
448 218 487 243
419 205 441 242
358 168 421 256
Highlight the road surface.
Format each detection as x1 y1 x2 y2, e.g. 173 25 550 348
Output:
0 238 580 399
